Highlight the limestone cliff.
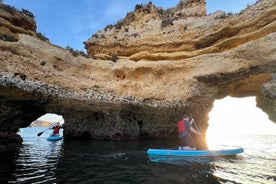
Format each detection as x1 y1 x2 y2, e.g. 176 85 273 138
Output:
0 3 39 42
85 0 275 62
85 0 207 59
0 0 276 152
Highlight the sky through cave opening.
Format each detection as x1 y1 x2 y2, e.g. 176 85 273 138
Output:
206 96 276 148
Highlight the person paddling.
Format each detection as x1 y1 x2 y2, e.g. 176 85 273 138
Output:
51 122 62 136
178 114 201 150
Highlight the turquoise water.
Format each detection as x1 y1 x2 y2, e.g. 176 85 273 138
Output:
0 127 275 183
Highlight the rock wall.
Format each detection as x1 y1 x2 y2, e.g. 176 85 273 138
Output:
84 0 207 58
0 0 276 152
0 3 37 42
257 74 276 122
85 0 275 62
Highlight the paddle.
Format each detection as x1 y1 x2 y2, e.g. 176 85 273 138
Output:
193 120 201 134
190 115 209 150
190 115 201 134
37 119 63 136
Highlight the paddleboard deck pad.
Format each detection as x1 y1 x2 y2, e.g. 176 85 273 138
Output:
47 135 63 141
147 147 244 157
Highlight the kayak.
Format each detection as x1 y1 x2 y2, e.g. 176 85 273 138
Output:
47 135 63 141
147 147 244 157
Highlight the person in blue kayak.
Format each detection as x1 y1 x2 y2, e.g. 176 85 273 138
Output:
178 114 202 150
51 122 62 136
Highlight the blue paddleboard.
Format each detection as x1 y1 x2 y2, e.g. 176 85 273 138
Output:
47 135 63 141
147 147 244 157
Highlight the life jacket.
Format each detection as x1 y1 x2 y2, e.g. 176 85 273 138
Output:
53 126 60 134
178 120 185 133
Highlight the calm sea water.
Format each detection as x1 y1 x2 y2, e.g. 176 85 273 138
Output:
0 127 275 184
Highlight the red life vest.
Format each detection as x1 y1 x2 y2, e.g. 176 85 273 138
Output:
178 120 185 132
53 126 60 134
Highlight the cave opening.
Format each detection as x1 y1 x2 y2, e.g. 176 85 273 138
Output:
19 113 65 138
32 113 64 127
206 96 276 149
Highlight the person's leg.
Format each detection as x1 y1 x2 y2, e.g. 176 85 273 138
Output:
182 146 193 150
179 136 194 150
179 136 186 149
185 136 197 150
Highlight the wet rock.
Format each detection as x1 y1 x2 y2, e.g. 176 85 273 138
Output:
0 132 22 154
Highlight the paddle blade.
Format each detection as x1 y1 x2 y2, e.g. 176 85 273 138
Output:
37 132 43 136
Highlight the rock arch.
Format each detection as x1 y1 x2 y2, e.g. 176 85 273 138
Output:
0 0 275 152
1 43 275 150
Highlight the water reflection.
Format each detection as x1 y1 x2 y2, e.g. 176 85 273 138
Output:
53 139 224 184
1 127 274 183
148 154 216 165
148 154 227 183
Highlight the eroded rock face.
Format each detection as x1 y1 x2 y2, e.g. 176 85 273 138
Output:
257 74 276 122
0 3 43 43
85 0 207 58
85 0 275 61
0 0 276 152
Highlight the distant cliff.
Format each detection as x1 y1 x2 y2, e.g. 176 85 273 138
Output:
0 0 275 152
31 120 51 127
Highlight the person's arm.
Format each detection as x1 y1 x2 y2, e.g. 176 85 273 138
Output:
190 118 195 125
189 127 201 136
